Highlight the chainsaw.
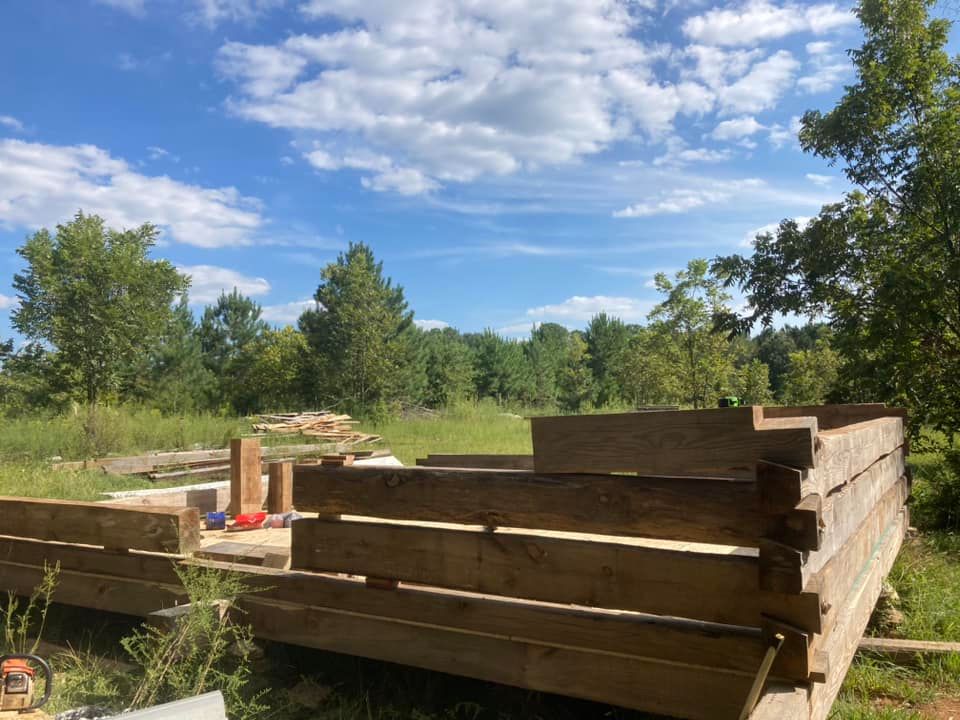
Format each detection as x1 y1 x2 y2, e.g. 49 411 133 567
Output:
0 654 52 718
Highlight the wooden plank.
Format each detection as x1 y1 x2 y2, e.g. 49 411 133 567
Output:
807 510 908 720
291 517 778 626
0 498 199 553
747 682 808 720
266 462 293 513
764 494 822 551
530 406 817 476
104 478 269 514
857 637 960 664
292 465 763 546
195 541 289 566
417 455 534 470
760 475 908 594
230 438 262 515
239 595 754 720
812 417 904 497
762 404 906 430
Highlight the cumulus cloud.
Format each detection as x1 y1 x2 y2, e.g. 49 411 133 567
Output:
415 319 451 331
718 50 800 114
711 115 764 140
190 0 284 27
768 115 803 148
0 138 264 247
178 265 271 303
217 1 729 195
525 295 656 324
805 173 832 186
0 294 18 310
741 215 812 246
683 0 855 47
798 43 851 93
0 115 24 133
261 298 317 324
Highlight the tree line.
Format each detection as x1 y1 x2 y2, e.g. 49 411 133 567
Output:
0 218 839 418
1 0 955 442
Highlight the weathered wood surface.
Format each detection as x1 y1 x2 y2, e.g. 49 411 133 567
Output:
267 462 293 513
416 454 535 470
812 417 904 497
230 439 262 515
763 494 822 551
290 517 819 629
104 478 268 514
240 593 754 720
0 497 199 553
857 637 960 664
54 443 329 474
195 540 289 566
292 465 763 545
760 476 908 595
762 404 906 430
531 406 818 476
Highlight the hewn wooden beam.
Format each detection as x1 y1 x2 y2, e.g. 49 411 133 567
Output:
266 462 293 513
530 406 817 476
292 464 762 546
230 438 262 515
416 454 534 470
0 498 199 553
761 404 906 430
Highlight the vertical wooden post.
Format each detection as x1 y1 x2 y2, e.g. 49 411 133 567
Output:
267 462 293 514
230 438 262 515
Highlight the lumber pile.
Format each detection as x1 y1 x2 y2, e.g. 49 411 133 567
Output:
251 411 380 445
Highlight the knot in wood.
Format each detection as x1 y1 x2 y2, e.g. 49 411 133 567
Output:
385 472 402 488
525 543 547 563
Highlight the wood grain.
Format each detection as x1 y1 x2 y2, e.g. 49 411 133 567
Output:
417 454 534 470
292 464 763 545
0 498 199 553
230 438 262 515
266 462 293 513
530 406 817 476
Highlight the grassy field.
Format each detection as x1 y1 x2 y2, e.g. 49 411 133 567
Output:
0 404 957 718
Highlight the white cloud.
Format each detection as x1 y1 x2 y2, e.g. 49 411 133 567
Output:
711 115 764 141
178 265 271 303
147 145 180 163
525 295 656 324
415 319 451 331
718 50 800 114
190 0 284 27
0 294 18 310
260 298 317 324
805 41 833 55
768 115 803 148
614 178 764 218
94 0 146 15
0 139 264 248
0 115 24 133
218 1 720 195
741 215 812 246
805 173 832 186
797 45 850 93
683 0 855 47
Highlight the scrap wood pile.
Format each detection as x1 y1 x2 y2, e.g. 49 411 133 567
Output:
252 411 381 446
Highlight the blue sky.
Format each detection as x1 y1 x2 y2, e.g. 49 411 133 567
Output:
0 0 951 337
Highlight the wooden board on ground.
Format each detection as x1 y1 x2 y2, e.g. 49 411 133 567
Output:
857 637 960 664
292 465 763 546
530 406 817 476
0 497 199 553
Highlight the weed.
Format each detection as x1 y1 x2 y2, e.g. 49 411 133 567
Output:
1 561 59 655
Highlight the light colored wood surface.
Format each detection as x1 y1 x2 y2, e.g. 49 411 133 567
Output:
762 404 906 430
857 637 960 663
0 497 199 553
230 438 262 515
292 464 764 545
530 406 817 476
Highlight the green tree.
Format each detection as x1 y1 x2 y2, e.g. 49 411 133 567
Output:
649 259 735 408
584 313 630 406
12 212 188 404
145 296 217 413
714 0 960 433
614 327 680 407
420 328 475 407
781 340 841 406
557 333 596 412
247 326 311 412
299 242 417 413
526 323 569 406
735 359 775 406
469 330 533 403
198 289 269 412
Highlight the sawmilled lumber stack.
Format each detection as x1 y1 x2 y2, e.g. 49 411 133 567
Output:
251 411 380 445
286 403 907 720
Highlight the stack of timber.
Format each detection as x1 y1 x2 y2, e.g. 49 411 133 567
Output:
251 411 380 445
287 403 908 720
0 403 908 720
